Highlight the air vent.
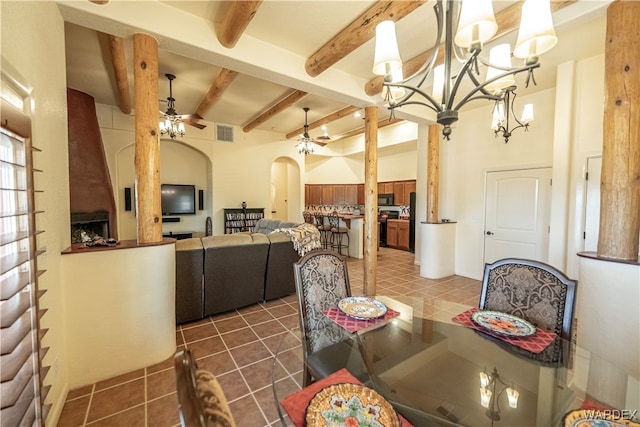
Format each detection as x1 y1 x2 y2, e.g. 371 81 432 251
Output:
216 124 234 143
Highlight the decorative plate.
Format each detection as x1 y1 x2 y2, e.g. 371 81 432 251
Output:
471 310 536 337
306 383 400 427
563 409 640 427
338 297 387 320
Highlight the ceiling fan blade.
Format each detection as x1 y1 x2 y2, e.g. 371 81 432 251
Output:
177 113 203 121
183 119 207 130
312 139 327 147
315 135 331 141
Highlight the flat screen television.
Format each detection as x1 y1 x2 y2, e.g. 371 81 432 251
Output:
161 184 196 216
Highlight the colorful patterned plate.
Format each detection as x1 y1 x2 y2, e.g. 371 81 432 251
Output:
306 383 400 427
471 310 536 337
338 297 387 320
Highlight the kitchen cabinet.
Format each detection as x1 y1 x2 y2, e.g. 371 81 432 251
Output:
357 184 365 205
307 185 323 205
333 185 346 204
344 185 358 205
387 219 410 251
386 220 398 248
403 180 416 205
322 186 334 205
378 182 394 195
393 180 417 206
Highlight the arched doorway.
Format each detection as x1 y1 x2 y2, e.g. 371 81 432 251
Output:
271 157 301 222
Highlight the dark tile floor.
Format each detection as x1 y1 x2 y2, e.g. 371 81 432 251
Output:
57 248 481 426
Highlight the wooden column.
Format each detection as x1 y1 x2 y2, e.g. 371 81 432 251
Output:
597 1 640 261
363 106 378 296
133 33 162 243
426 124 440 223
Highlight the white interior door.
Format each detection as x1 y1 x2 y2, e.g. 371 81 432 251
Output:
584 156 602 252
484 168 552 264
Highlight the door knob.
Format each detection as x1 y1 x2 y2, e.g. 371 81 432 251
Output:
486 231 494 235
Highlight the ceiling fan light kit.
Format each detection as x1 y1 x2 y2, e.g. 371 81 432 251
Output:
295 107 328 155
372 0 556 140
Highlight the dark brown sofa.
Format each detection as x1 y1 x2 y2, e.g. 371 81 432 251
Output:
173 220 302 324
175 238 204 324
264 232 301 300
202 233 270 317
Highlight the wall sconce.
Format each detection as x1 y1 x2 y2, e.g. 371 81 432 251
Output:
479 367 519 424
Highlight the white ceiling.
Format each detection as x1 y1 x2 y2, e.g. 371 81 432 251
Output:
61 0 609 143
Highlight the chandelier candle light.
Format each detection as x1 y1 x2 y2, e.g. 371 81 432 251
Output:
372 0 557 140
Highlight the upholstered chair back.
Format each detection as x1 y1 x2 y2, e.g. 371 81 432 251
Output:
479 258 577 365
293 250 352 354
480 258 577 340
174 349 236 427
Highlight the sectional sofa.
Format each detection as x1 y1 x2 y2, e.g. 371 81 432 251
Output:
174 220 301 324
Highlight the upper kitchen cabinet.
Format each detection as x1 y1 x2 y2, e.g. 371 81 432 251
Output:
394 180 416 206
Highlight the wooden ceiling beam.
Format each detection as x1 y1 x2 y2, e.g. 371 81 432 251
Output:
98 32 131 114
217 1 263 48
331 117 403 142
242 89 308 133
364 0 576 96
285 105 361 139
194 68 239 118
305 1 427 78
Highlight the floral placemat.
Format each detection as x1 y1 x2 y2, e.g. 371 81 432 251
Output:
323 306 400 333
452 308 556 354
280 368 413 427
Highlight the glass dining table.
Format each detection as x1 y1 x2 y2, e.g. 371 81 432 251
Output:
271 296 638 427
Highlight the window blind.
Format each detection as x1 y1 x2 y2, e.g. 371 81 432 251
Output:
1 98 49 426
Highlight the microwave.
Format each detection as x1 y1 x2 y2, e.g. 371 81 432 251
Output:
378 193 395 206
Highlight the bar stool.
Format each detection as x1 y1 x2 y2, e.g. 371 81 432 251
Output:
313 212 331 249
328 214 349 256
302 211 314 224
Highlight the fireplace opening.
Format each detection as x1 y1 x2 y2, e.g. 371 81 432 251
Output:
71 211 110 244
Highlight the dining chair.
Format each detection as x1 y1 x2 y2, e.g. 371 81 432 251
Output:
174 349 236 427
293 249 361 386
479 258 578 364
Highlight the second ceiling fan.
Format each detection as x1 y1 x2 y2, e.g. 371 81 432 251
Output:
295 107 329 155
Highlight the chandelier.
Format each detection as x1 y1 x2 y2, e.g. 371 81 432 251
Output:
372 0 557 140
491 85 533 143
480 367 519 425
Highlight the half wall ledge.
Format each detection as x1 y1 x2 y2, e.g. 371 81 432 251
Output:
61 238 177 388
62 237 177 254
577 251 640 266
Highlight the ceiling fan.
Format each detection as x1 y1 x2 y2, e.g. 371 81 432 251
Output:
295 107 328 155
159 73 206 138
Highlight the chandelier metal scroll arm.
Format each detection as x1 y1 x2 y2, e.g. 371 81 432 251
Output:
384 82 441 112
453 63 539 112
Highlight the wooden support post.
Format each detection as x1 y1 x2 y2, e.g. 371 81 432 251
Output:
597 1 640 261
133 33 162 244
427 124 440 223
363 106 378 296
